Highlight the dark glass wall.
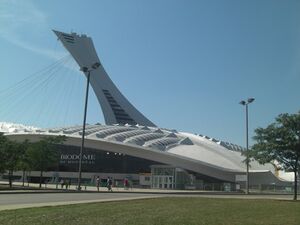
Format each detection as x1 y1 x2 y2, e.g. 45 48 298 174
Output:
48 144 162 174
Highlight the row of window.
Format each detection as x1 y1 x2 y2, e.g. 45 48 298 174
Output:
62 34 75 44
102 89 136 124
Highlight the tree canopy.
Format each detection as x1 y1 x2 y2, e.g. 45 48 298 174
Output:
251 111 300 200
27 136 65 188
0 133 8 173
0 134 65 188
0 133 29 187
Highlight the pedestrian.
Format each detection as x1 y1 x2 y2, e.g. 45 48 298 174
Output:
60 179 64 189
106 178 110 191
109 177 113 192
107 177 113 192
96 176 100 192
124 178 129 190
65 179 69 189
115 180 118 190
68 179 71 189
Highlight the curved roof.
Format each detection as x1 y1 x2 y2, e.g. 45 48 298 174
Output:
4 123 287 184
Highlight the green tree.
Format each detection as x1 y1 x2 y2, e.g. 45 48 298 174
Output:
0 134 24 188
27 136 65 188
251 112 300 200
4 140 23 188
17 139 31 187
0 133 8 174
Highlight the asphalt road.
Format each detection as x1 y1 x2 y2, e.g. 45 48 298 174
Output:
1 191 299 211
0 192 164 211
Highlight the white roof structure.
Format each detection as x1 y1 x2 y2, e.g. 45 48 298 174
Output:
2 31 293 185
5 123 291 184
0 122 38 133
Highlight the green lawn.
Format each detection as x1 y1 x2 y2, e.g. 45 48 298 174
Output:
0 197 299 225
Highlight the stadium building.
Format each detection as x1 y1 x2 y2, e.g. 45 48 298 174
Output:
2 31 292 191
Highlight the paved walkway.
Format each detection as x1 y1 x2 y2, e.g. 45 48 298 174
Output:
0 181 203 193
0 181 298 211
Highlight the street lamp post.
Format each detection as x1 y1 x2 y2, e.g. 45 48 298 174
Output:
239 98 255 194
77 62 100 191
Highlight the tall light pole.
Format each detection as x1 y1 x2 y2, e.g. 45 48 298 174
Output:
77 62 100 191
239 97 255 194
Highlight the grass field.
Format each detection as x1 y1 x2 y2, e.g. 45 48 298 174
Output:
0 197 299 225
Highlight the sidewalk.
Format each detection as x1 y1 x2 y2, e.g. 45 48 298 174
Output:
1 181 294 196
0 181 218 194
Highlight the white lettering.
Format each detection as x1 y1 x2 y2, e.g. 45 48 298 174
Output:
60 154 96 162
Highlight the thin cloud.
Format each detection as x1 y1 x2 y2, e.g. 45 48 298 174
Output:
0 0 66 60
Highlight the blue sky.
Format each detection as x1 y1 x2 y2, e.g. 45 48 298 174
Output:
0 0 299 146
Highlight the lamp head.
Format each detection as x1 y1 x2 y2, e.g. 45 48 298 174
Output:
247 98 255 103
80 66 89 72
239 100 246 105
92 62 100 69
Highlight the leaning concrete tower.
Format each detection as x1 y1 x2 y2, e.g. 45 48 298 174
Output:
53 30 155 127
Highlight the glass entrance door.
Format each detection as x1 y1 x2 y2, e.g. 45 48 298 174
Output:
152 175 174 189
